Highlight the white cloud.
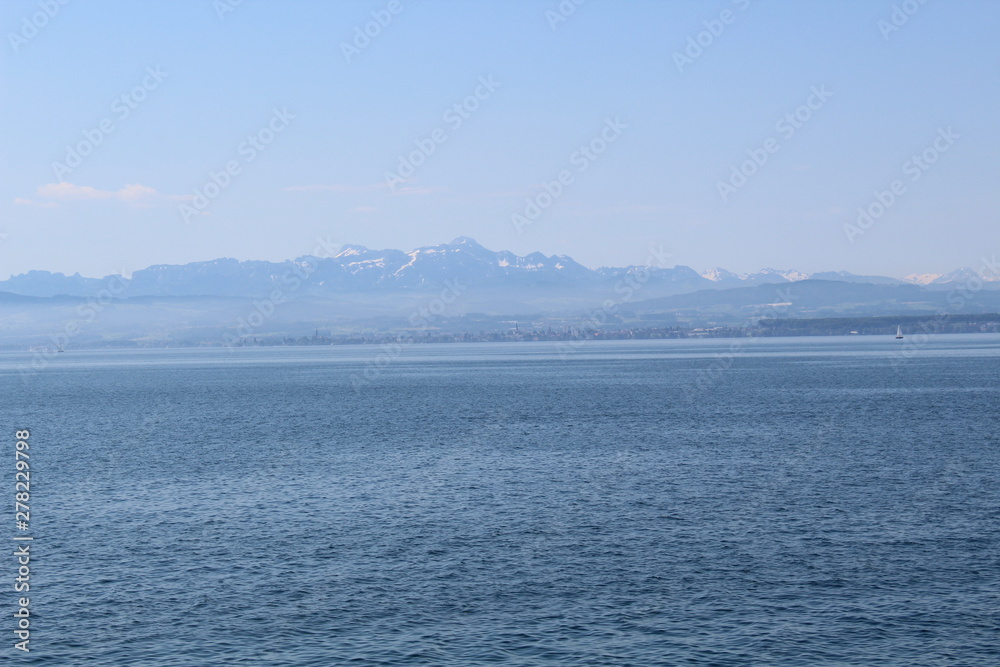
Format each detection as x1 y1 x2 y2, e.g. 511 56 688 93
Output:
37 182 113 200
116 183 161 202
32 182 190 205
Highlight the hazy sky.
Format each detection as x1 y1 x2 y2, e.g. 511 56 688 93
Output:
2 0 998 280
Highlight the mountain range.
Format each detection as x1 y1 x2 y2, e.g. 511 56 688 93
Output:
1 238 999 346
1 237 995 299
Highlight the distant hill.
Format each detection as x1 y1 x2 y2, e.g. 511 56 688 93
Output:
2 237 996 300
3 239 1000 345
624 280 1000 325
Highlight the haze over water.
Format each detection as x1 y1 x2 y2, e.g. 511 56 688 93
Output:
4 335 999 665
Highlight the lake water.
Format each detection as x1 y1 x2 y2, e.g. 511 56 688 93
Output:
3 335 999 665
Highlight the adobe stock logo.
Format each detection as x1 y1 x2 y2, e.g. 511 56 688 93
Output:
384 76 501 193
843 126 958 244
7 0 71 53
672 0 751 73
214 0 243 20
878 0 930 40
340 0 405 63
52 66 168 181
511 117 627 233
179 108 294 223
717 85 832 202
545 0 587 30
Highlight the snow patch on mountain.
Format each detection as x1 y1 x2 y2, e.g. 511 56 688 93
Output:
903 273 942 285
701 267 739 282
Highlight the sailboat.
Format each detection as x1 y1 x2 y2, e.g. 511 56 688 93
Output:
895 325 903 340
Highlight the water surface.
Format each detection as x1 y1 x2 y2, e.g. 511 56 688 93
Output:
3 335 999 665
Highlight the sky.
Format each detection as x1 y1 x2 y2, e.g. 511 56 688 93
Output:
1 0 998 280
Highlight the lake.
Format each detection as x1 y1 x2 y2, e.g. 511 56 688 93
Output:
3 335 999 665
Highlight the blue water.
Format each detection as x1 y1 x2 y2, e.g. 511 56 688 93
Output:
3 335 999 665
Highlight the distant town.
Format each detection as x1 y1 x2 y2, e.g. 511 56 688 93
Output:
222 313 1000 348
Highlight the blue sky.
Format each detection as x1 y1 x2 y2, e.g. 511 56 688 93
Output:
2 0 998 280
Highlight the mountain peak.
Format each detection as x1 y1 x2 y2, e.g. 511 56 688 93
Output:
780 269 810 282
702 267 738 282
741 268 809 282
335 244 371 258
931 267 993 284
449 236 483 247
903 273 941 285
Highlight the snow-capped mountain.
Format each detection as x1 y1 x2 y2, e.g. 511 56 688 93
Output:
701 267 810 287
0 238 602 298
742 268 810 284
701 267 740 283
0 238 995 299
930 267 1000 285
903 273 942 285
902 268 1000 286
321 236 594 289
